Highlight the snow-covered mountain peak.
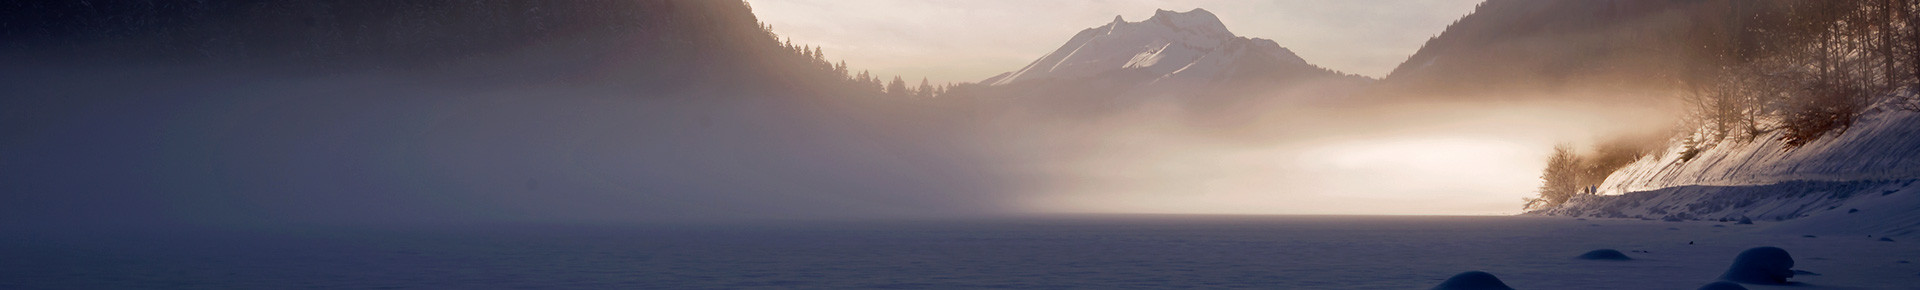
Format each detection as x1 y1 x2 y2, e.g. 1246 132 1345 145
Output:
984 8 1313 86
1143 8 1232 37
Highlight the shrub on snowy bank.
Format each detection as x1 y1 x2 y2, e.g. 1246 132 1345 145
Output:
1525 136 1664 210
1526 144 1586 210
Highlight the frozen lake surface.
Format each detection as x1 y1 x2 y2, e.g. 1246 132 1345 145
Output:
4 215 1916 289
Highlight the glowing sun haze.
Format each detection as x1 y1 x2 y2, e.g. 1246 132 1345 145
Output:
743 0 1484 84
1008 101 1651 216
739 1 1644 216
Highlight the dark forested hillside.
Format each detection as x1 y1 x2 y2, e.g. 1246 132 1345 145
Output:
1417 1 1920 211
1379 0 1725 99
1387 0 1920 116
3 1 921 98
0 0 998 226
3 1 752 65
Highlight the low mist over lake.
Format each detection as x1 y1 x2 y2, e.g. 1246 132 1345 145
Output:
5 1 1919 288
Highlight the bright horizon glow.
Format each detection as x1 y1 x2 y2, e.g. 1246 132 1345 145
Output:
744 0 1484 84
1018 134 1551 216
999 99 1673 216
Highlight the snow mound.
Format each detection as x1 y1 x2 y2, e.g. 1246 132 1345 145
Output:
1696 281 1748 290
1718 247 1795 285
1430 271 1515 290
1576 249 1632 260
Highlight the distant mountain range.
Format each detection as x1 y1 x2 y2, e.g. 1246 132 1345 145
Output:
964 2 1742 105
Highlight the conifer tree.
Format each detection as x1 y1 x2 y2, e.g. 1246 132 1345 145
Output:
916 78 935 98
887 76 909 97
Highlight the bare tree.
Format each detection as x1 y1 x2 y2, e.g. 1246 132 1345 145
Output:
1526 144 1584 210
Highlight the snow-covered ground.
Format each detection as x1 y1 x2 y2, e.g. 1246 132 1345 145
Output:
1538 179 1920 237
1537 101 1920 239
3 216 1913 289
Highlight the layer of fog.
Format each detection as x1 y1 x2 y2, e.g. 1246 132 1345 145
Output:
0 64 1015 227
983 94 1682 215
1 61 1684 227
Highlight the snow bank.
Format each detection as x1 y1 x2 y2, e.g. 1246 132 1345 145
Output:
1535 103 1920 237
1599 105 1920 193
1541 180 1914 220
1430 271 1515 290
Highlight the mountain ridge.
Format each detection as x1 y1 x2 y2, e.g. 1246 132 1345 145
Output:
952 8 1368 123
982 8 1324 87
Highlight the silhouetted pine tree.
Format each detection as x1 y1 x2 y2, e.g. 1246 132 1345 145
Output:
887 76 909 98
916 78 935 98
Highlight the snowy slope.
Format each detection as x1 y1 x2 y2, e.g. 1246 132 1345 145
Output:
1599 106 1920 193
1537 102 1920 237
981 9 1319 88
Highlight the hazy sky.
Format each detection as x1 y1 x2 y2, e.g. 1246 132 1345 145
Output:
745 0 1484 84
